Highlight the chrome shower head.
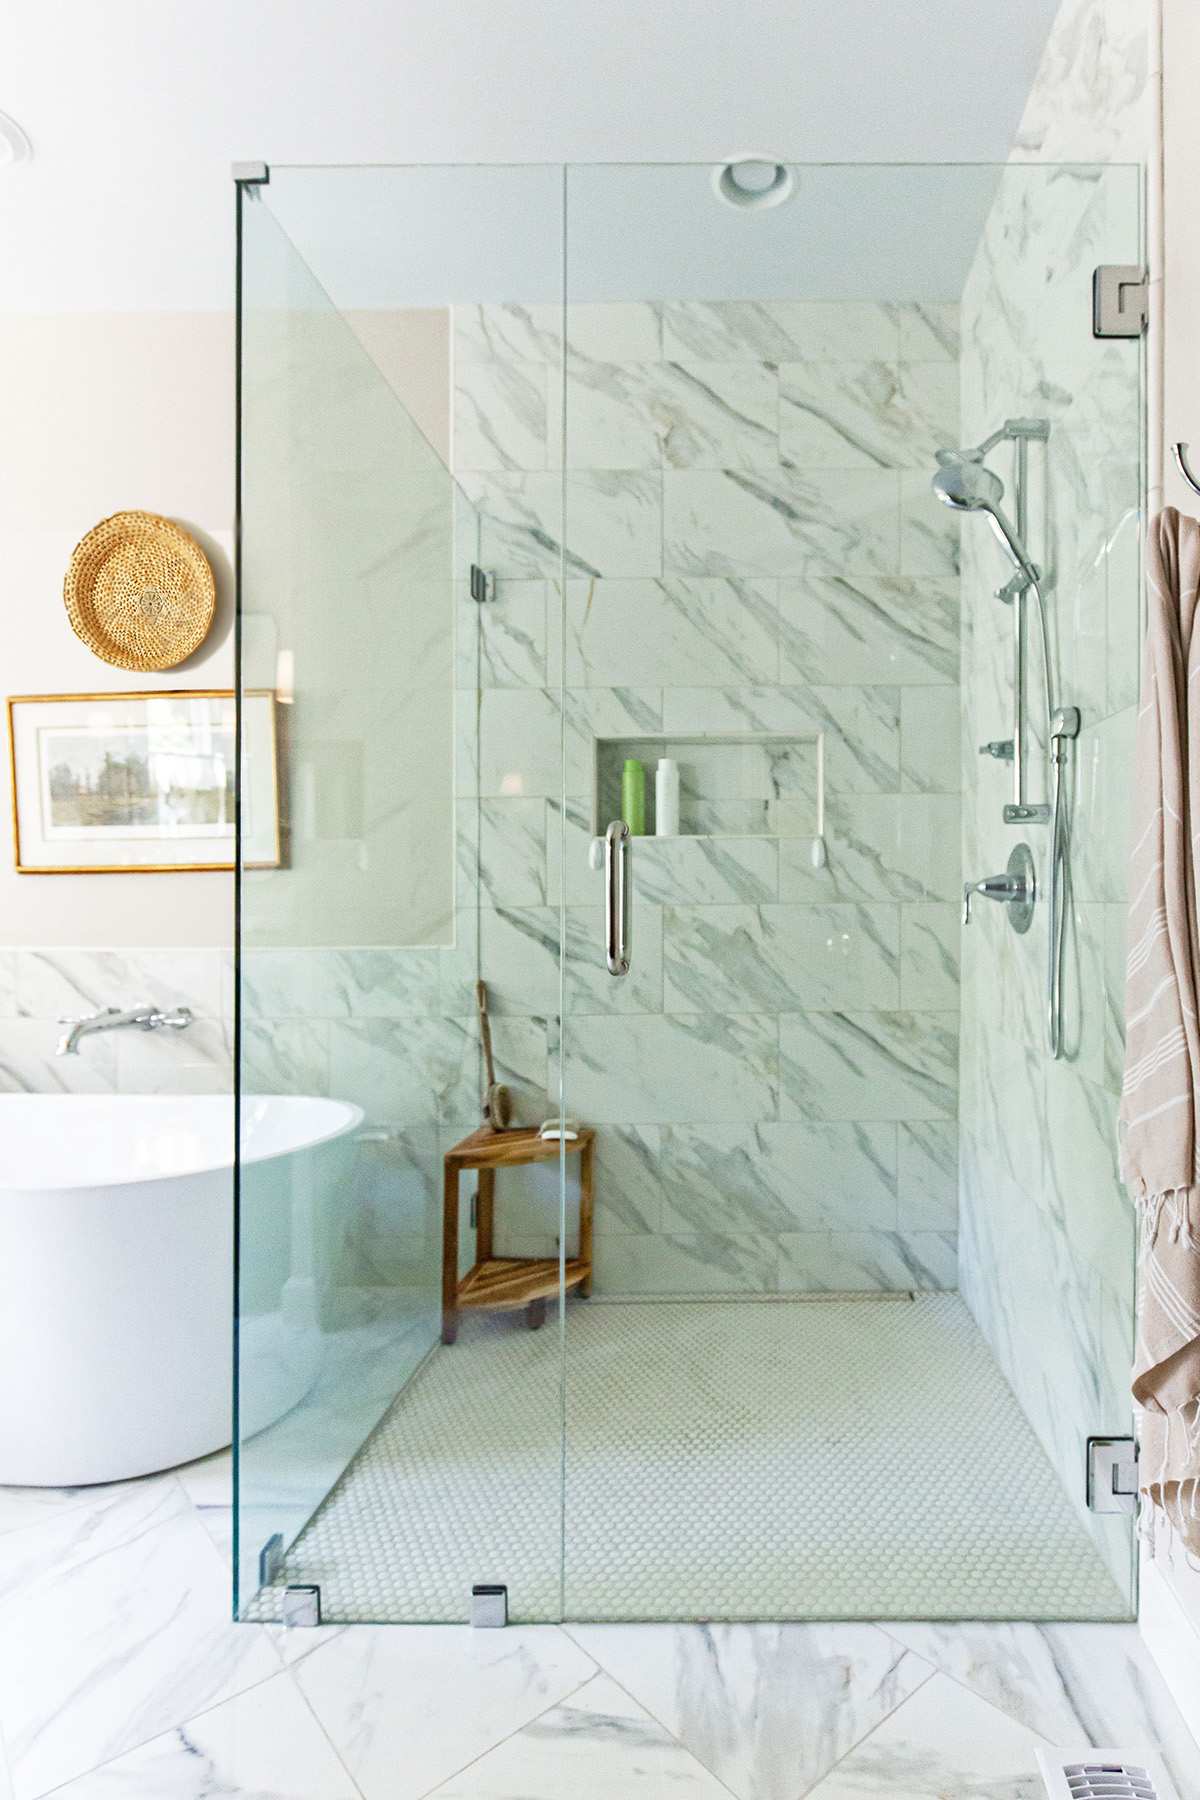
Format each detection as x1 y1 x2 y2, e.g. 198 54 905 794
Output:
931 449 1005 513
931 448 1039 587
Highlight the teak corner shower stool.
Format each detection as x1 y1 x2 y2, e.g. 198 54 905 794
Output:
441 1125 595 1344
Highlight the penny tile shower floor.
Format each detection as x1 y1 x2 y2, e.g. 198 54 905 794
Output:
256 1293 1127 1623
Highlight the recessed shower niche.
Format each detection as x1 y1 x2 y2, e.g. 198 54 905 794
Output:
235 158 1144 1627
593 735 822 839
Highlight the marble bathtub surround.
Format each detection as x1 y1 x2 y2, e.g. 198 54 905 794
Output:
0 949 232 1096
452 296 962 1294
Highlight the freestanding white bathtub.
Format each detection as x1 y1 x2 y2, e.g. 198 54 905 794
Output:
0 1092 363 1487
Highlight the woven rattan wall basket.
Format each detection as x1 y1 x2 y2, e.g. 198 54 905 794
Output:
63 511 216 671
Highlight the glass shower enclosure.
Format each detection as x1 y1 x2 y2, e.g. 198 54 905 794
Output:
234 160 1145 1623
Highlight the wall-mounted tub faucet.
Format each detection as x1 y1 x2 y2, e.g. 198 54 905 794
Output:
55 1004 193 1057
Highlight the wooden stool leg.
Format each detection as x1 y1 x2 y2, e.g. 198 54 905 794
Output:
442 1158 460 1345
526 1296 546 1330
476 1168 495 1262
579 1137 595 1297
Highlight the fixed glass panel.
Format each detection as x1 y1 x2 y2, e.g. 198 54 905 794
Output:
558 161 1142 1620
235 167 568 1622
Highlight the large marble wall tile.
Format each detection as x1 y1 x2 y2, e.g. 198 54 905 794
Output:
804 1671 1046 1800
900 904 960 1009
897 1120 959 1232
778 361 957 471
0 952 15 1017
564 471 662 578
563 1012 777 1124
661 300 900 365
592 1124 663 1234
655 1120 898 1235
563 903 665 1015
899 687 960 792
115 1020 232 1095
0 1018 117 1094
778 574 958 687
658 686 902 795
459 472 565 578
1103 903 1127 1097
0 1481 280 1800
892 302 961 363
15 949 224 1022
664 468 900 579
563 363 661 470
1070 703 1136 903
469 797 547 907
594 1231 780 1294
292 1623 599 1800
899 468 961 580
458 580 548 688
662 903 900 1013
1043 1059 1136 1305
478 688 563 798
239 1019 330 1098
631 836 779 906
780 796 961 905
454 357 549 471
780 1011 958 1122
562 1621 931 1800
454 303 562 366
328 1016 473 1127
562 688 663 794
777 1231 957 1291
565 302 662 362
564 577 779 689
655 361 779 469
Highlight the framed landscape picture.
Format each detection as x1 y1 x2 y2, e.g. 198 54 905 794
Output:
7 690 279 872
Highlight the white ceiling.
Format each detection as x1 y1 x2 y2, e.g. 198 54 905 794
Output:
0 0 1064 312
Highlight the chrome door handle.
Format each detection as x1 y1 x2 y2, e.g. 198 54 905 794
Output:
605 819 631 976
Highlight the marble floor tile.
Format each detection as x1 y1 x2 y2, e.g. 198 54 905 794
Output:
0 1479 280 1800
563 1622 933 1800
428 1672 733 1800
878 1620 1200 1793
805 1670 1047 1800
173 1451 233 1566
292 1623 598 1800
44 1671 357 1799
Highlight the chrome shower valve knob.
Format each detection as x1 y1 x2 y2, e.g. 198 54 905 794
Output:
962 843 1036 932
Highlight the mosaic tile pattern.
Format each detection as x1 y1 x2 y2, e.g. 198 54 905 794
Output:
251 1295 1127 1625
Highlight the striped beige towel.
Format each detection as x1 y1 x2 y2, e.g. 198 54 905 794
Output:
1120 507 1200 1543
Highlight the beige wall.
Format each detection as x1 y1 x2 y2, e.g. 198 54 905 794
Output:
0 311 235 946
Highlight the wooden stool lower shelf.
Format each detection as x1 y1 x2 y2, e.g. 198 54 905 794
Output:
442 1124 595 1345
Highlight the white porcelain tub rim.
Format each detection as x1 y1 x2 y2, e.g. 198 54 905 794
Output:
0 1093 364 1191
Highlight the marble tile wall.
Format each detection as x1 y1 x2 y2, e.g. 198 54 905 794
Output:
0 950 232 1094
452 298 964 1294
957 154 1144 1597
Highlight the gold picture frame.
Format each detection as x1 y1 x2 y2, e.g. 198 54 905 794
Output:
7 690 279 874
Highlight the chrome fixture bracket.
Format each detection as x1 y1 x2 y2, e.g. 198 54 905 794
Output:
232 162 270 185
469 564 496 604
1093 264 1148 338
470 1583 509 1628
1086 1436 1138 1514
980 739 1014 762
281 1584 321 1627
1172 442 1200 499
963 843 1035 932
1004 801 1051 824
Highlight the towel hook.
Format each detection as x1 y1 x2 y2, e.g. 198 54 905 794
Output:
1172 442 1200 499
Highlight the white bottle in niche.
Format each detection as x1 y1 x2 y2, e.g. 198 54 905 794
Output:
655 758 680 836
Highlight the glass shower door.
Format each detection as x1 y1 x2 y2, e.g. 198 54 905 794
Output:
556 159 1143 1621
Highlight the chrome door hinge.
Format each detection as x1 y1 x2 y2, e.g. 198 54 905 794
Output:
1087 1436 1138 1513
470 1583 508 1627
1093 266 1147 338
470 565 496 604
232 162 270 186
